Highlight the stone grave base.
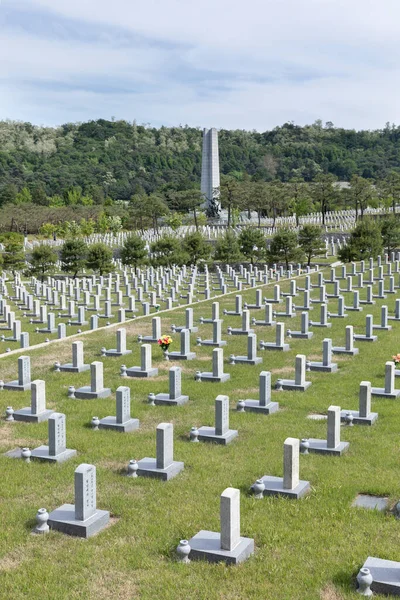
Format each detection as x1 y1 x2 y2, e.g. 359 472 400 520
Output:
309 323 332 328
252 320 275 327
74 386 112 399
277 380 311 392
3 381 32 392
228 329 254 336
197 426 238 445
166 352 196 361
340 409 378 426
242 400 279 415
138 337 158 343
59 363 90 373
30 445 77 463
69 321 88 327
307 439 349 456
37 328 58 334
136 457 184 481
13 408 53 423
125 367 158 378
332 347 359 355
288 332 313 339
261 343 290 351
98 314 114 319
199 340 227 347
344 308 362 313
104 349 132 357
255 475 310 499
329 313 348 318
171 325 198 333
353 335 377 342
352 495 388 510
308 362 338 373
48 504 110 538
371 387 400 399
274 313 295 318
362 556 400 596
231 356 262 366
153 393 189 406
373 326 392 331
188 530 254 565
99 416 140 432
196 372 230 383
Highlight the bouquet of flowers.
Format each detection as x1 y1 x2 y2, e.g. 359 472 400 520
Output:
158 335 172 352
392 353 400 367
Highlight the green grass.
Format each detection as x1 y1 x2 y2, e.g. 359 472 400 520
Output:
1 270 400 599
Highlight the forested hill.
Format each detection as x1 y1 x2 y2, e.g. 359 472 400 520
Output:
1 119 400 202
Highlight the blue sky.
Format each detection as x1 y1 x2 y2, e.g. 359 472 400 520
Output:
1 0 400 130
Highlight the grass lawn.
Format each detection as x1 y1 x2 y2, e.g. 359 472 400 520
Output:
1 268 400 599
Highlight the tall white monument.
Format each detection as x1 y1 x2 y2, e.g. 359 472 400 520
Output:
201 128 221 218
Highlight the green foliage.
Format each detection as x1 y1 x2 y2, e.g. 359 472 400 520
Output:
39 223 57 238
380 216 400 254
268 227 304 269
0 183 18 207
182 232 211 265
60 239 89 278
150 236 189 268
29 244 58 281
2 239 25 273
86 243 113 276
214 230 241 263
14 187 32 205
120 235 147 268
165 212 183 231
298 225 326 266
238 227 267 264
338 218 383 262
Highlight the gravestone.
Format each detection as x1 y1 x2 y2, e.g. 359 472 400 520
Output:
4 355 32 391
332 325 359 355
48 464 109 538
31 413 77 462
237 371 279 415
306 405 350 455
340 381 378 425
253 438 310 499
260 323 290 351
151 367 189 406
276 354 311 392
13 379 53 423
74 361 111 399
124 344 158 378
197 395 238 445
188 487 254 565
229 333 262 365
102 328 132 357
195 348 230 383
99 386 140 432
136 423 184 481
166 329 196 360
59 341 90 373
307 338 338 373
371 361 400 399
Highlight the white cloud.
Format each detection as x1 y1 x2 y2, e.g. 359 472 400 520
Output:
1 0 400 129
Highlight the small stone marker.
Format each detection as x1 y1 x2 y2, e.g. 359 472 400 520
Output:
30 413 77 462
276 354 311 392
74 361 111 399
252 437 310 499
150 367 189 406
188 487 254 565
340 381 378 426
48 464 110 538
4 355 32 391
195 348 230 383
197 395 238 445
13 379 54 423
99 386 140 432
306 405 350 456
136 423 184 481
125 344 158 378
237 371 279 415
371 361 400 399
58 341 90 373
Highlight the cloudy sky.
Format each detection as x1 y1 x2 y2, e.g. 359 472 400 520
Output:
1 0 399 131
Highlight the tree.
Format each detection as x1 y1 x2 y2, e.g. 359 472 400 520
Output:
150 236 189 268
2 239 25 274
30 245 58 281
168 190 204 230
219 176 243 228
287 179 312 226
14 187 32 205
86 243 113 275
249 182 271 227
268 228 304 269
0 183 18 207
214 230 241 263
338 219 383 262
238 227 267 264
120 235 148 268
378 172 400 215
60 239 88 278
349 175 373 220
380 216 400 254
311 174 337 225
298 225 326 266
129 194 169 233
182 231 211 265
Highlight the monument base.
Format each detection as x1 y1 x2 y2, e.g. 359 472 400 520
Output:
371 387 400 399
307 438 349 456
59 363 90 373
30 445 77 463
74 386 111 399
260 343 290 351
255 475 310 499
340 410 378 426
98 416 140 432
277 379 312 392
3 380 32 392
125 367 158 378
332 347 359 355
136 457 184 481
154 393 189 406
48 504 109 538
308 362 338 373
13 408 53 423
166 352 196 361
242 400 279 415
104 349 132 357
188 530 254 565
196 372 230 383
197 426 238 445
230 356 262 366
362 556 400 596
